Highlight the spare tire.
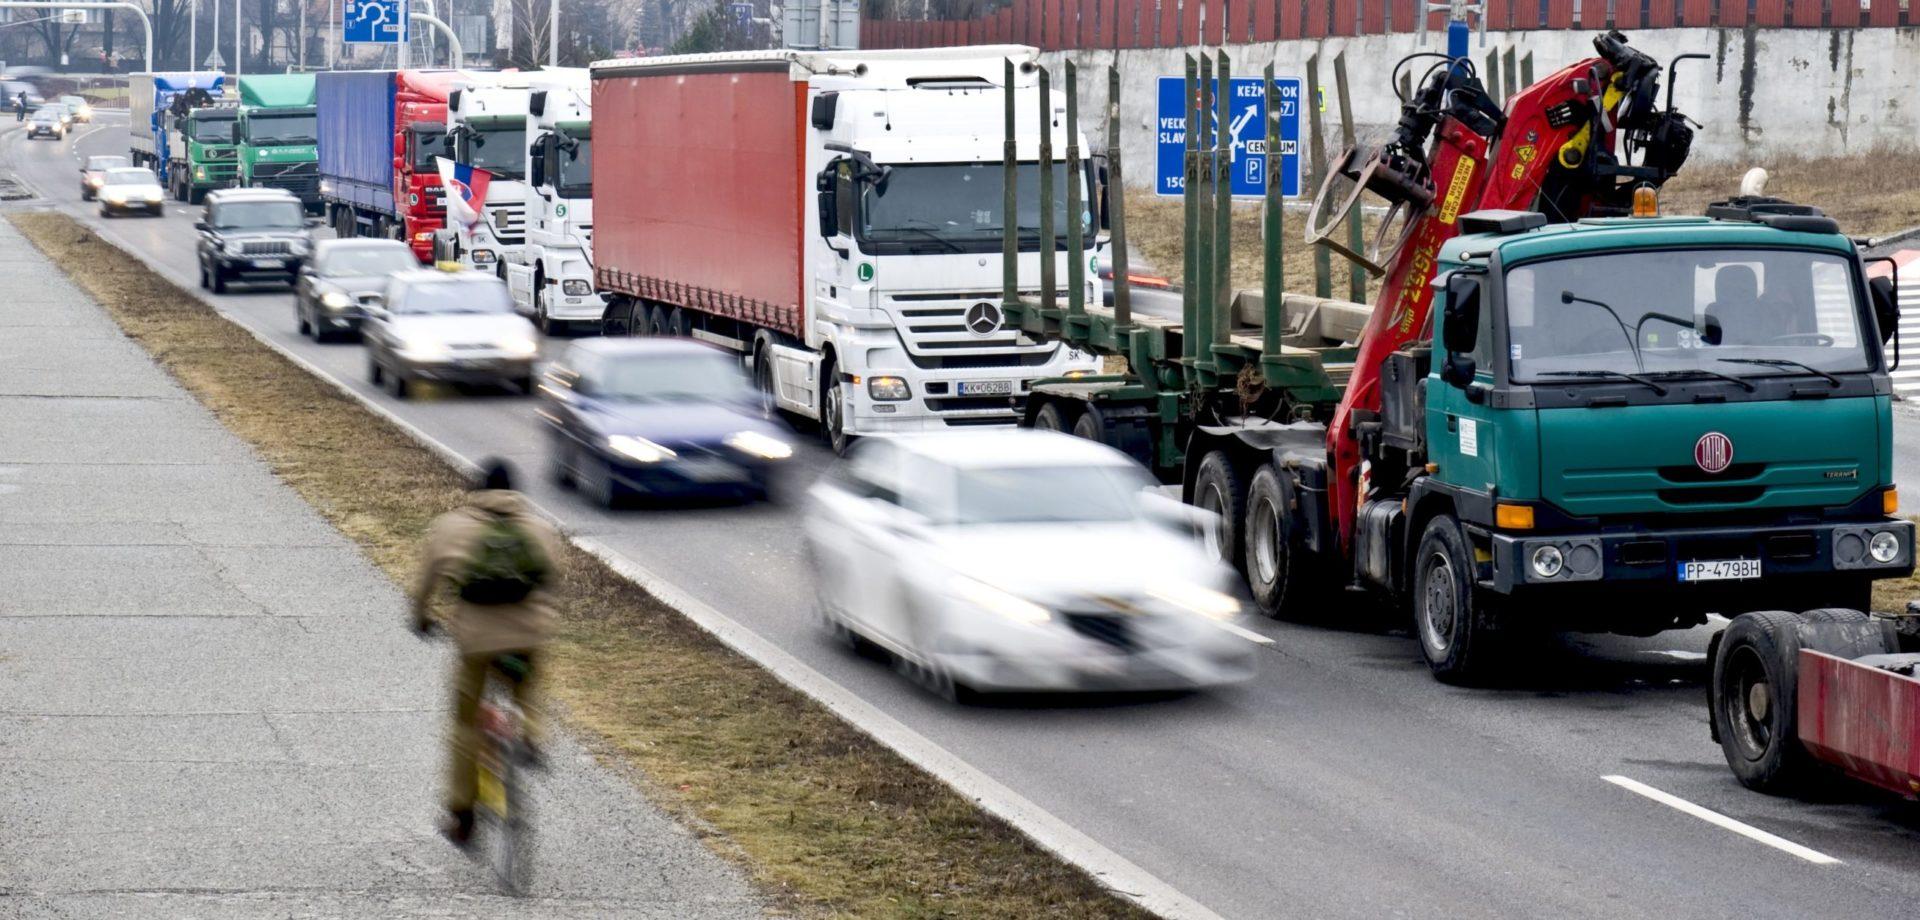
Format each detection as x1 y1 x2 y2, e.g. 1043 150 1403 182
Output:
1711 610 1820 795
1798 608 1898 659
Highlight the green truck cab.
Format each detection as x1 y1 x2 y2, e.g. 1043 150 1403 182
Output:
1407 203 1910 649
235 74 319 208
168 104 239 202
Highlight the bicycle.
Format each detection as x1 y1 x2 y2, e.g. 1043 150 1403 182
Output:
472 653 536 895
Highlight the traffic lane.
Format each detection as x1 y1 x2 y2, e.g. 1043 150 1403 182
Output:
21 124 1920 917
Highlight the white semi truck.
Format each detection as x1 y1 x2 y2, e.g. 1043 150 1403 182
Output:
446 71 532 273
589 47 1102 452
504 68 602 333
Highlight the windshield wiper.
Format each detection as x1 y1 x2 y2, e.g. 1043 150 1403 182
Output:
880 223 964 254
1558 290 1644 371
1715 357 1842 387
1537 370 1668 395
1641 369 1757 392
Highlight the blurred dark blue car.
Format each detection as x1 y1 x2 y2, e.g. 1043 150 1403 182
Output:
540 338 794 505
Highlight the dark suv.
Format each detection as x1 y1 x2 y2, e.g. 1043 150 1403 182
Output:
195 188 312 293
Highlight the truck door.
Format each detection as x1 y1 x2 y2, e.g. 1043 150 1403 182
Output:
1427 274 1503 498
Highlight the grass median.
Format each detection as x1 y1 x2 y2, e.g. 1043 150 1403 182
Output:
11 210 1156 919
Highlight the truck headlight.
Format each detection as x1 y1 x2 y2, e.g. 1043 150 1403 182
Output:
195 166 206 179
470 249 497 264
608 435 675 464
867 375 910 401
561 279 592 296
1147 581 1240 621
497 336 538 357
320 291 351 311
723 430 793 460
1870 531 1901 564
1530 545 1564 579
951 576 1050 625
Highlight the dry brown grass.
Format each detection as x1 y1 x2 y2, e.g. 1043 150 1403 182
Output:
1659 152 1920 239
12 210 1156 920
1127 191 1383 306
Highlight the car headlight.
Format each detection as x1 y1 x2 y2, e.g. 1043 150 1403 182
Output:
85 175 102 187
1147 581 1241 621
867 375 910 401
951 576 1051 625
398 338 448 361
320 291 351 310
103 191 127 203
470 249 497 264
608 435 676 464
1869 530 1901 564
497 336 538 357
561 279 592 296
724 430 793 460
144 190 163 202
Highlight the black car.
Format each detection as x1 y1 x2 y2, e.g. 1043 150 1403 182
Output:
295 238 417 342
195 189 312 293
542 338 796 507
80 154 129 200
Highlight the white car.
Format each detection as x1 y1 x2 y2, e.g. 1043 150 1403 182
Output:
804 430 1257 699
97 166 165 217
363 268 540 399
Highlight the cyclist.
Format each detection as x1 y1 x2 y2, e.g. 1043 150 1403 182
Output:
410 459 563 847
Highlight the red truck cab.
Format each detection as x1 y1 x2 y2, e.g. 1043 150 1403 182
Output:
394 71 458 262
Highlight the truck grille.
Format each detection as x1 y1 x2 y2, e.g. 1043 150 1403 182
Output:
204 147 236 160
252 161 318 199
487 202 526 245
890 295 1061 370
238 240 295 256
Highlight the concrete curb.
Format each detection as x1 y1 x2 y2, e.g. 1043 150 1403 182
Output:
49 213 1224 920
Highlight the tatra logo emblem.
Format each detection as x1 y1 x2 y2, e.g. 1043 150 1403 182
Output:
1695 432 1733 474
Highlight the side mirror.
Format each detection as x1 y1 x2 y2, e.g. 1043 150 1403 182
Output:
193 219 208 231
231 122 242 144
1440 273 1482 389
815 167 839 238
528 145 547 188
1091 154 1111 231
1870 275 1898 345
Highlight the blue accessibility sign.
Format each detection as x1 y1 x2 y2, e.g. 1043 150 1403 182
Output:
1155 76 1303 199
343 0 408 44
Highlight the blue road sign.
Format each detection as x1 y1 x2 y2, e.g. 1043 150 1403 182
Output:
1155 76 1303 199
344 0 408 44
730 2 754 24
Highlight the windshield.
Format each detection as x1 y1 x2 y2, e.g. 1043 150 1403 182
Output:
1504 248 1873 381
319 246 416 278
412 129 453 171
212 200 305 230
591 353 752 402
31 109 58 122
245 113 316 144
555 137 591 199
105 168 156 186
858 161 1092 256
464 126 525 180
190 112 235 140
86 155 129 171
948 463 1153 525
393 279 513 315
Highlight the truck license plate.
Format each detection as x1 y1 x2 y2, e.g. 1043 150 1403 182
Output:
1678 558 1762 582
959 379 1012 397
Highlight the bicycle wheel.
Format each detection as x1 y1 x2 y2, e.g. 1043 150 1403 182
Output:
475 691 533 894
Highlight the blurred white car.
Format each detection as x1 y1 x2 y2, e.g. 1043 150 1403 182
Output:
96 167 164 217
363 268 539 399
804 430 1256 699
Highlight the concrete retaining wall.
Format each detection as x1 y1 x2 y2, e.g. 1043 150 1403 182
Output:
1040 27 1920 190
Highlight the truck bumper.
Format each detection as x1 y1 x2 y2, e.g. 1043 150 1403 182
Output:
844 349 1101 435
1487 518 1914 599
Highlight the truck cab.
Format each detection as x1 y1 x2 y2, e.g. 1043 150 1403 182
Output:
1396 203 1911 664
448 73 533 273
235 74 319 209
394 86 457 259
506 69 600 332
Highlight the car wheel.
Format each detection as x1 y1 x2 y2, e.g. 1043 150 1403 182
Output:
512 375 535 395
210 265 228 294
1414 514 1504 685
296 304 311 337
550 438 577 489
197 261 209 290
581 455 621 509
385 367 409 400
100 207 112 218
368 354 384 385
1191 451 1244 570
820 361 851 456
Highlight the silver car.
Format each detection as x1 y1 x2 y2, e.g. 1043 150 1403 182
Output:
295 238 417 342
363 268 540 399
97 167 164 217
25 105 62 140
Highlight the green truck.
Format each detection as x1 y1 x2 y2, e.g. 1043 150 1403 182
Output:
235 74 319 207
1003 49 1911 683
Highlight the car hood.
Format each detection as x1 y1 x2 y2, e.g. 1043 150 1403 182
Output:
582 400 779 448
388 312 535 344
215 228 307 240
316 275 391 297
924 522 1229 605
101 184 163 195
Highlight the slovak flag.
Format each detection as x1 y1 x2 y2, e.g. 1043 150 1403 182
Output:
436 157 492 235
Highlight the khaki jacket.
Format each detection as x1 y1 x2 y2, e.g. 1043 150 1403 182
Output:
411 490 565 655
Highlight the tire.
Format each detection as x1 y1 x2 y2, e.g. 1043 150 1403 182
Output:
384 365 409 399
1798 607 1898 658
753 345 778 418
368 354 384 385
1244 463 1318 619
1414 514 1503 684
210 264 228 294
1031 401 1072 432
1190 451 1245 570
641 303 664 336
550 437 577 489
1711 610 1825 794
666 307 690 337
534 289 556 336
511 375 535 395
820 360 851 456
1071 404 1105 442
581 454 621 509
601 298 640 338
197 260 209 290
296 302 311 337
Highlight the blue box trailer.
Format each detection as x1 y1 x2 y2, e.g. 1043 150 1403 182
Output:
128 71 225 183
317 69 398 220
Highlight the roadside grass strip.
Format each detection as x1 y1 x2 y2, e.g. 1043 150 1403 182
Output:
11 210 1159 919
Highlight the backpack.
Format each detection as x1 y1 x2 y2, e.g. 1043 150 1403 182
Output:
455 511 551 605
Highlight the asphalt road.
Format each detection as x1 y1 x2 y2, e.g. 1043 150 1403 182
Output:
12 112 1920 919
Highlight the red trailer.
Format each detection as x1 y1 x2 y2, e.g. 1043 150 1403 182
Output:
1710 608 1920 797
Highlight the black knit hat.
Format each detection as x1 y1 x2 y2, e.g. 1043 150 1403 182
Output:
476 458 515 491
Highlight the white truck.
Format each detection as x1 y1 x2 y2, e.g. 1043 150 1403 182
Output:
590 47 1102 452
505 68 603 333
447 71 532 273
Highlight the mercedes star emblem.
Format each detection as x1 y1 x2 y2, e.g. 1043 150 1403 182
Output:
964 301 1003 337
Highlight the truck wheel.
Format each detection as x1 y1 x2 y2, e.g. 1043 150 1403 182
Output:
1799 607 1897 658
821 361 851 456
1245 463 1317 619
1191 451 1244 570
753 345 778 418
1032 401 1073 432
1071 404 1105 443
642 303 665 336
1711 610 1822 794
1414 514 1502 684
666 307 690 337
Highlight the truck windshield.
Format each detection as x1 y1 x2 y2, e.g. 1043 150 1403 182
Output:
464 126 526 180
1504 248 1873 382
412 130 453 171
190 113 235 140
555 138 591 200
858 162 1091 255
246 113 316 144
212 200 305 230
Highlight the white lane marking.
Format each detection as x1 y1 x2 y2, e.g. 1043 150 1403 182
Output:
1601 775 1842 866
1214 619 1276 645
